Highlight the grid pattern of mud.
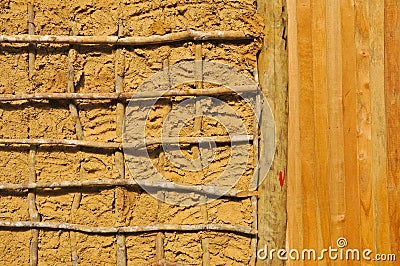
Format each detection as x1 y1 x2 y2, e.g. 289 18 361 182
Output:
0 1 263 265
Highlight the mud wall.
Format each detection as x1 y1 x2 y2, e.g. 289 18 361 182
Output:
0 0 263 265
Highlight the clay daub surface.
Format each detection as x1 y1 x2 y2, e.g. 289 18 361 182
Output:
0 0 263 265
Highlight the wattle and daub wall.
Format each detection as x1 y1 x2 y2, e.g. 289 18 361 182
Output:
0 0 265 265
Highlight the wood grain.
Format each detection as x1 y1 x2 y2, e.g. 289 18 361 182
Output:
311 0 331 257
340 0 362 262
287 0 397 265
326 1 346 254
385 0 400 259
287 0 303 263
355 1 375 263
297 1 318 264
256 0 288 265
370 0 391 259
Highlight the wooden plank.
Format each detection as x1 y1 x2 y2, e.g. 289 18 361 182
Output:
340 0 362 260
326 0 346 254
311 0 332 256
287 0 303 263
354 1 374 263
369 0 392 258
256 0 288 265
384 0 400 257
297 0 318 263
